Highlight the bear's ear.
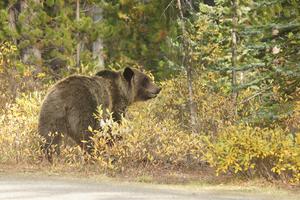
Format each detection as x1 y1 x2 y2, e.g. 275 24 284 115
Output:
123 67 134 83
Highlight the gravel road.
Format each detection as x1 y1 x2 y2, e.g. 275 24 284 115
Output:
0 175 298 200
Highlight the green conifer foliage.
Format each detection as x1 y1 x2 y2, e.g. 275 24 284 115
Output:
207 0 300 124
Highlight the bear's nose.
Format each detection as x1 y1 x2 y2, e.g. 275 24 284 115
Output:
157 87 162 94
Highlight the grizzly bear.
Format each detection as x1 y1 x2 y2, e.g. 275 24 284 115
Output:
38 67 161 161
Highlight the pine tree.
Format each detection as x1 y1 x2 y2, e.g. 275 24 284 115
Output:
207 0 300 125
99 0 178 78
0 0 105 74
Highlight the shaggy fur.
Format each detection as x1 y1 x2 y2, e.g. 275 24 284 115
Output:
38 67 161 161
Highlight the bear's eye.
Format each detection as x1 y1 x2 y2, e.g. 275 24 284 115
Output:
142 77 149 87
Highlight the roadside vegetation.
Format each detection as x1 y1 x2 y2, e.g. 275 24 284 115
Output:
0 0 299 186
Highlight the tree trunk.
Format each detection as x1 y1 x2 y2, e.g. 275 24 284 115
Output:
177 0 199 133
20 0 42 67
91 5 104 70
8 4 17 44
76 0 81 69
231 0 238 118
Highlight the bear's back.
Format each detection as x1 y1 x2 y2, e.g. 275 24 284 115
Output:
40 75 113 121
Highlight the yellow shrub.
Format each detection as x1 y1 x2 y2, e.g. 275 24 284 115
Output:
1 74 298 185
202 125 300 183
0 92 44 164
151 75 233 134
0 78 208 171
0 42 44 111
88 103 205 172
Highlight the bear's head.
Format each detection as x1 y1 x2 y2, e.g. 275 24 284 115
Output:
123 67 161 102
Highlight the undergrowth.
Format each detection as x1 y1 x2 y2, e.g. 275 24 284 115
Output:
0 80 299 184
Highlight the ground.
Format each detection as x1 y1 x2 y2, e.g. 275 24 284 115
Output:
0 166 299 200
1 175 300 200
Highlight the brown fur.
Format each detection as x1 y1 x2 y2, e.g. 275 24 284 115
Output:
38 67 160 161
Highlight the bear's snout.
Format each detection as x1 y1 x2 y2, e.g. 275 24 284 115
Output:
155 87 162 94
149 85 161 95
147 86 161 99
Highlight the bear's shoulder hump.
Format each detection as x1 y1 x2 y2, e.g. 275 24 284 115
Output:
96 70 119 80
